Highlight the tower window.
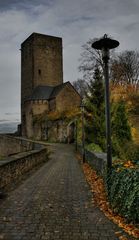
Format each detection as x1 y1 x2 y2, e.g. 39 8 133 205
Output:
38 69 41 75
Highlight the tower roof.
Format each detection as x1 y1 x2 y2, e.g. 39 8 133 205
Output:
30 86 54 100
27 82 69 101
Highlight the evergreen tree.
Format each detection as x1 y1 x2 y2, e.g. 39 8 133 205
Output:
111 100 132 156
85 66 106 150
112 101 131 141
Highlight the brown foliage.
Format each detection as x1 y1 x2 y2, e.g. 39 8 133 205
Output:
83 163 139 239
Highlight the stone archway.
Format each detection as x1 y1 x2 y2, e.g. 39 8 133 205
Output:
67 121 75 143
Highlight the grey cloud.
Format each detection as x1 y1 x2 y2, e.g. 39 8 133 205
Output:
0 0 53 10
0 0 139 121
0 119 9 122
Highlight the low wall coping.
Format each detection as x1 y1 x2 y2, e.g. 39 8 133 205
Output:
77 144 107 174
0 149 46 168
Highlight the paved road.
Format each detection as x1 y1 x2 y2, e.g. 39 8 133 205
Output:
0 144 131 240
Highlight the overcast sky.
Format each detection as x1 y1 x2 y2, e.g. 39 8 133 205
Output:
0 0 139 122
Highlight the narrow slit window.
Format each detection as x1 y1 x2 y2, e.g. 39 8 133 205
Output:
38 69 41 75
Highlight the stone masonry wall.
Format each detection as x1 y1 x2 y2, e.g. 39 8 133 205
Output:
47 120 68 143
0 135 33 157
0 135 48 191
0 149 47 190
0 134 46 157
22 100 49 138
56 83 81 112
33 34 63 88
77 144 107 175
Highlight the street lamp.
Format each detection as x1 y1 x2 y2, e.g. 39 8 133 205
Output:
92 34 119 169
80 101 85 163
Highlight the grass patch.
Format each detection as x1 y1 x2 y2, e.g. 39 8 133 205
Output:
85 143 103 153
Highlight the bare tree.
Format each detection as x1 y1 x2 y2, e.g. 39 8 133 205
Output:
78 38 104 82
78 38 139 92
111 50 139 88
72 79 88 98
78 37 116 83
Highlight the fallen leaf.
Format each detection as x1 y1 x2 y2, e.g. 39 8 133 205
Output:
82 162 139 239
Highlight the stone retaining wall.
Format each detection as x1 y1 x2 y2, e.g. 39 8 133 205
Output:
85 149 107 174
0 135 48 191
77 145 107 175
0 149 47 190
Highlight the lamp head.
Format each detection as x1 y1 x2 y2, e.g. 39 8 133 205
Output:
92 34 119 50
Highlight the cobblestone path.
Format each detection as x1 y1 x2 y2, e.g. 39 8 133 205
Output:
0 144 131 240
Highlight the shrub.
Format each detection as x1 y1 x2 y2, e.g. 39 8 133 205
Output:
85 143 103 153
120 142 139 164
112 140 139 164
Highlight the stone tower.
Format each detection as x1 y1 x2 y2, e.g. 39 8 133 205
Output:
21 33 63 102
21 33 63 131
20 32 81 140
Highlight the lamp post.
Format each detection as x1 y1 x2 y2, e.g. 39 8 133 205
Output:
81 101 85 163
92 34 119 169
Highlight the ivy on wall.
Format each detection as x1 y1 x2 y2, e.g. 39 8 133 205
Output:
107 165 139 223
32 107 80 124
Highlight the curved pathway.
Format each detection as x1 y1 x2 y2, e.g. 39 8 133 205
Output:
0 144 132 240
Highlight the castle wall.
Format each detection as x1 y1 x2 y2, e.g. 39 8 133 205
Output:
47 120 68 143
22 100 49 139
28 120 76 143
55 83 81 112
20 33 81 141
21 84 81 141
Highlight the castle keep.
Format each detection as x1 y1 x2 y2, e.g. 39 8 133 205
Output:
21 33 81 141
